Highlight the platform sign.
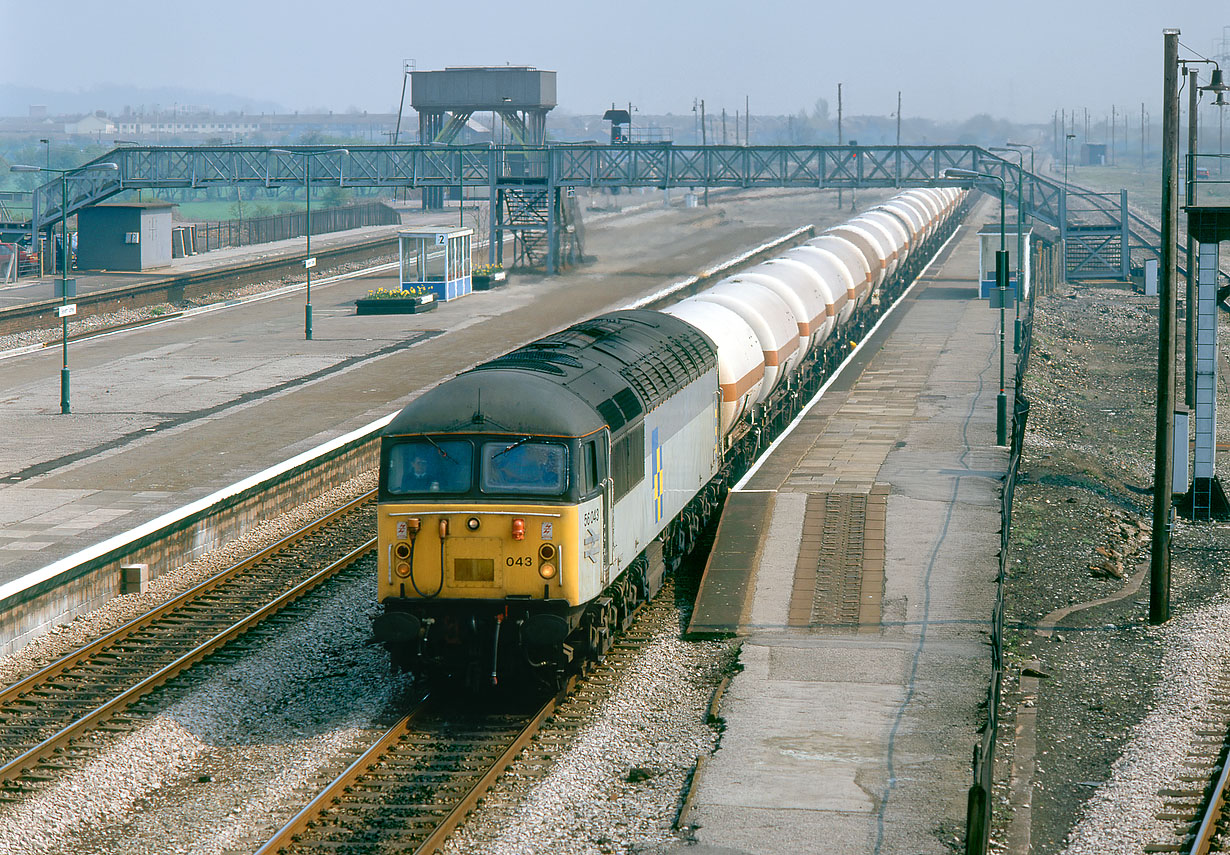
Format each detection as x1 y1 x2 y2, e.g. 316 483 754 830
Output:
304 256 317 269
57 303 77 318
988 288 1015 310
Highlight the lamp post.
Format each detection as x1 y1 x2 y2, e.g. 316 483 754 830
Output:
9 161 119 414
944 168 1008 446
1006 141 1035 212
991 147 1026 353
1063 132 1077 188
270 148 349 340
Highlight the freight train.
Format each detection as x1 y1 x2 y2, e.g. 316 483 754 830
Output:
372 187 967 690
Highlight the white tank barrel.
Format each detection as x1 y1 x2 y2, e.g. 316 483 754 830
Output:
823 223 889 292
847 215 902 279
663 298 764 436
894 192 939 241
878 199 926 248
782 245 856 327
900 190 942 240
859 209 912 270
804 236 868 310
737 263 828 354
694 280 801 400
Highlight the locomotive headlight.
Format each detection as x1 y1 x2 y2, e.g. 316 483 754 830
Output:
395 562 411 578
538 544 558 580
466 516 481 531
394 543 411 560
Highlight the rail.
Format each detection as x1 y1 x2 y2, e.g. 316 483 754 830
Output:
255 691 562 855
0 493 376 790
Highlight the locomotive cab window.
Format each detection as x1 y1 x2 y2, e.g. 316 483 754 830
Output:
579 437 607 498
481 440 567 495
387 440 472 494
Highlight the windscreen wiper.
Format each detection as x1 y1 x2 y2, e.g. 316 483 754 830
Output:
422 435 459 463
492 436 532 459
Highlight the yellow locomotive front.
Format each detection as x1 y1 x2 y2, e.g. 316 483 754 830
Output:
371 365 615 691
376 436 590 606
372 309 721 691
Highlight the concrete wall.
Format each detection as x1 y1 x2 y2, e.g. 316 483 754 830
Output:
0 428 382 657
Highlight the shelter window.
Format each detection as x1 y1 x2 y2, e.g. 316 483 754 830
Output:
387 440 472 494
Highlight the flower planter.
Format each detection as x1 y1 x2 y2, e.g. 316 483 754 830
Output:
355 295 437 315
473 270 507 291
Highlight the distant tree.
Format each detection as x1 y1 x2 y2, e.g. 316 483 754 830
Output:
321 185 352 207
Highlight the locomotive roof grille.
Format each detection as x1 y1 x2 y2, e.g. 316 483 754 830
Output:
487 348 585 371
596 398 626 432
481 356 568 376
440 309 717 437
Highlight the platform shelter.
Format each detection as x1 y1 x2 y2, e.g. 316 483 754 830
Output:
399 227 473 301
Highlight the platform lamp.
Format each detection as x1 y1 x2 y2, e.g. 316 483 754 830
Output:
1063 133 1076 188
1192 62 1229 177
9 161 119 414
944 168 1008 446
269 148 349 340
990 147 1026 354
1006 141 1035 219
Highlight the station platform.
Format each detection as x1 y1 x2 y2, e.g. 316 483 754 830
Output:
679 212 1009 853
0 187 852 595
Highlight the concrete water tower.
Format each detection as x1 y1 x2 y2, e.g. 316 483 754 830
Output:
412 66 556 209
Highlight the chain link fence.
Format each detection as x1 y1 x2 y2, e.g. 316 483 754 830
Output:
964 236 1069 853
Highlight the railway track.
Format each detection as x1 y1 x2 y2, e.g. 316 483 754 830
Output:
255 583 679 855
0 491 378 801
1142 692 1230 854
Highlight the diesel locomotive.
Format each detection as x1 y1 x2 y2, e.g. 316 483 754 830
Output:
372 187 966 690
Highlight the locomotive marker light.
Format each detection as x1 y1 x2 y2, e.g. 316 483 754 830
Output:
943 168 1009 446
10 161 118 414
268 148 348 340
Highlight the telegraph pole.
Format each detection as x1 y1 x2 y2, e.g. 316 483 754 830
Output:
1185 68 1198 409
837 83 844 208
700 99 708 207
1151 28 1181 625
896 91 902 147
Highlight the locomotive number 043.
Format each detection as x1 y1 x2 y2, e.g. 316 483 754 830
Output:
506 556 533 567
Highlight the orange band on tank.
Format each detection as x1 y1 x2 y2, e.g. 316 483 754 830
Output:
762 336 798 367
719 364 765 401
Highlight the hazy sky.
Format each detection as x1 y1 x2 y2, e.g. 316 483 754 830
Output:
7 0 1228 123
